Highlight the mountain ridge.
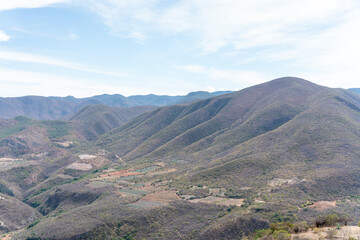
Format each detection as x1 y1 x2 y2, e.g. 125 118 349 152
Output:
96 77 360 200
0 91 232 120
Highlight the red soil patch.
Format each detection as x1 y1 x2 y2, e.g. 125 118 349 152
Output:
308 201 337 210
141 191 180 205
98 170 142 180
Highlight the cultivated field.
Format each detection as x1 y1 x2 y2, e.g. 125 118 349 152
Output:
189 196 244 207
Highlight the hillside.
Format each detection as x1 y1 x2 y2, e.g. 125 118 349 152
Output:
0 194 41 234
98 77 321 161
349 88 360 95
3 77 360 239
0 91 231 120
97 77 360 201
71 105 157 140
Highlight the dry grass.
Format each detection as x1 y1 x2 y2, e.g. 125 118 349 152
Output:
129 191 181 209
292 226 360 239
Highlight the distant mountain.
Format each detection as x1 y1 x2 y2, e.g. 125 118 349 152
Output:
0 91 232 120
349 88 360 95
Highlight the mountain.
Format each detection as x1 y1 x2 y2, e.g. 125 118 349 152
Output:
97 77 321 160
349 88 360 95
3 77 360 239
0 91 232 120
71 105 157 140
86 91 232 107
97 77 360 200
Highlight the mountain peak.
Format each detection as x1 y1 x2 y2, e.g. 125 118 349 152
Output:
265 76 316 86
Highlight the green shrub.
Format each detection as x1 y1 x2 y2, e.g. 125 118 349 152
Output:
270 222 293 232
314 213 348 227
273 230 291 240
254 228 272 238
325 214 340 226
27 219 40 229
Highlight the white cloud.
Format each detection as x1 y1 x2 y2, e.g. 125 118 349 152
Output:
0 51 127 77
76 0 359 50
76 0 360 87
0 0 70 11
1 0 359 92
74 0 157 39
0 31 10 42
0 67 193 97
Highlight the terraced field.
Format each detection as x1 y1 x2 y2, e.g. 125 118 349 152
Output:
189 196 244 207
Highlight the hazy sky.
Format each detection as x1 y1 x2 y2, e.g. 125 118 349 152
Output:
0 0 359 97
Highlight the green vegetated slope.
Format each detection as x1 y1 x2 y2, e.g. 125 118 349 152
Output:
0 104 159 237
0 193 41 234
97 77 360 201
71 105 157 140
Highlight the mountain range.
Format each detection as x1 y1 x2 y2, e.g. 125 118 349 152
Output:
1 77 360 239
0 91 231 120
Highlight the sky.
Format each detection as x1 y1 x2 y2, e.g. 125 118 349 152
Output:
0 0 360 97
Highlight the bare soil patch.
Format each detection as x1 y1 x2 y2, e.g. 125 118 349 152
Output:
66 162 93 171
292 226 360 239
189 196 244 207
0 157 22 162
308 200 336 210
129 191 180 209
78 154 97 160
1 234 11 240
142 191 180 204
54 141 73 148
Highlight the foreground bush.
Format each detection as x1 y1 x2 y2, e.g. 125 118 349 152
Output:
272 230 291 240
